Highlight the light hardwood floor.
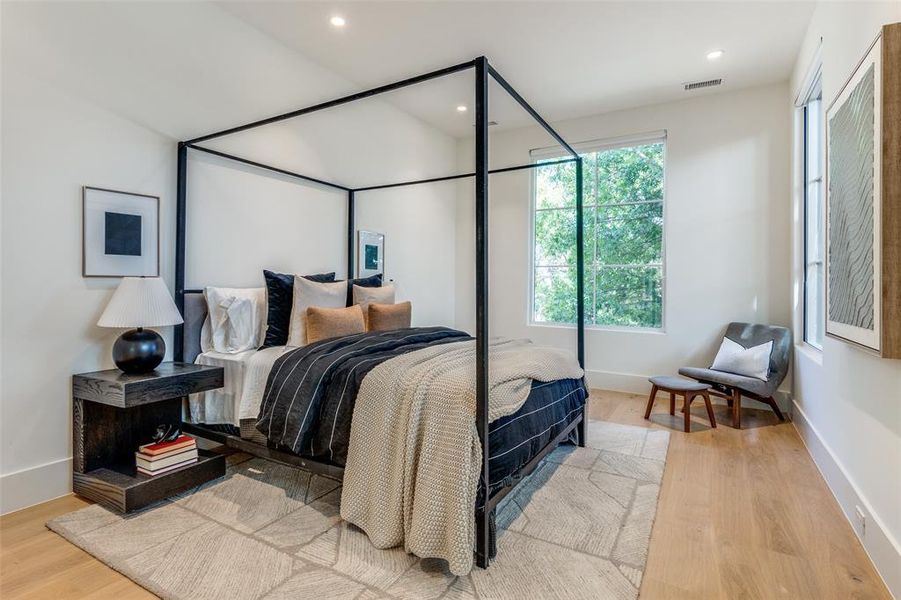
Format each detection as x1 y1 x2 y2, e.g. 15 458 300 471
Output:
0 390 891 599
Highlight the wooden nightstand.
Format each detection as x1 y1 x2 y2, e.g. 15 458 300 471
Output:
72 362 225 513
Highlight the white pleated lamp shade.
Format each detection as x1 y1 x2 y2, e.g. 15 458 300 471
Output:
97 277 184 328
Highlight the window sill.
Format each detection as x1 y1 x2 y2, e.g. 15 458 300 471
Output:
795 342 823 366
529 322 666 335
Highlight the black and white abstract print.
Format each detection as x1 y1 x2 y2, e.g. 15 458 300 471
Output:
104 211 142 256
828 64 875 331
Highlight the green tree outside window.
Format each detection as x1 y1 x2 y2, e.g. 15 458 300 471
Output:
533 141 664 328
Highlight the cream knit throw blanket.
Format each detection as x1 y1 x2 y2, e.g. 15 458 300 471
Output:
340 338 584 575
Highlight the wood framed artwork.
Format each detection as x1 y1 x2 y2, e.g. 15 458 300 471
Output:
83 186 160 277
825 23 900 358
357 230 385 278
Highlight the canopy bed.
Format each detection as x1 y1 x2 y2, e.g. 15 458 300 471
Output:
174 56 586 572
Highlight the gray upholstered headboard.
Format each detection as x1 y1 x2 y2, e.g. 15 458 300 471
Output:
182 291 207 364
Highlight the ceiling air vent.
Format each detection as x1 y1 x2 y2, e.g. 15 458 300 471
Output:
683 78 723 91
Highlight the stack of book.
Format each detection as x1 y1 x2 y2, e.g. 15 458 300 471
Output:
135 435 198 476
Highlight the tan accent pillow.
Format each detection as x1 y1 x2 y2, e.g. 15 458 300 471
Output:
368 301 412 332
305 305 365 344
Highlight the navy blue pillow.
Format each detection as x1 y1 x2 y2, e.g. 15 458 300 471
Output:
343 273 383 306
262 270 336 348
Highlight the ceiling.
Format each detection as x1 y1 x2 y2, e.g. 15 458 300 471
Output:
221 1 816 137
4 1 815 148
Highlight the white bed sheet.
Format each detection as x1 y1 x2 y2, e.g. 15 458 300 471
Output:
238 346 291 420
185 346 289 426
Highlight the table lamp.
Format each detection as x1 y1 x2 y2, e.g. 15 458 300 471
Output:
97 277 184 374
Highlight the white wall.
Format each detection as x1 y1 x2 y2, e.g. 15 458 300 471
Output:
0 2 456 514
186 155 347 288
0 57 177 515
789 3 901 596
354 183 458 328
456 83 792 399
187 111 458 328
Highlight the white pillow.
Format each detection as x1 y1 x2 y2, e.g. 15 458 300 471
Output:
204 287 266 353
200 315 213 353
223 296 256 351
711 337 772 381
287 277 348 346
353 283 395 314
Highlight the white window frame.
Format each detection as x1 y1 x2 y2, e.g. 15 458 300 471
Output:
528 130 667 333
798 59 824 351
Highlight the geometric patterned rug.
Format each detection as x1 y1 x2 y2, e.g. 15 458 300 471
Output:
47 421 668 600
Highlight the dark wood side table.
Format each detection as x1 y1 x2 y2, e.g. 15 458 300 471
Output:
72 362 225 513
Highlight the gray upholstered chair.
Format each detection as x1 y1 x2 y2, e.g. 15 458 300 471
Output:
679 322 791 429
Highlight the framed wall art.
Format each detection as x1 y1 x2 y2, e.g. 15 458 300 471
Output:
357 230 384 278
83 186 160 277
825 23 900 358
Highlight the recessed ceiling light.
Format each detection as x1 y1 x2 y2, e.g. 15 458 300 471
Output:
456 105 467 112
330 15 346 27
706 49 724 61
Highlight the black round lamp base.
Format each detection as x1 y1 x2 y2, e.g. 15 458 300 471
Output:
113 328 165 374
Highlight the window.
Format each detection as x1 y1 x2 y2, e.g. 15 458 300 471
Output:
531 134 665 329
802 73 824 349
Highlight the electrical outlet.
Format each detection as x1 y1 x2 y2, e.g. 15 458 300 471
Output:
855 505 866 537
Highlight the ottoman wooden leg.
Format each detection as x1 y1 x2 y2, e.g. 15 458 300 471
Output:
644 385 659 420
703 390 717 428
683 393 691 432
669 392 676 415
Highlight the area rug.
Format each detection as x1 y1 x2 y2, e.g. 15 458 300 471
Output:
48 421 668 600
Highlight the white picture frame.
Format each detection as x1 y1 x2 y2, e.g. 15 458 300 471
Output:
83 186 160 277
824 34 883 353
357 230 385 278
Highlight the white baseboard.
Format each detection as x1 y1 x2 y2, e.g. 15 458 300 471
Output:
0 457 72 515
792 401 900 598
584 369 649 395
585 368 793 413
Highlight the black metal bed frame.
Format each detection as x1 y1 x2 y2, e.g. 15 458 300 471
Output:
174 56 585 569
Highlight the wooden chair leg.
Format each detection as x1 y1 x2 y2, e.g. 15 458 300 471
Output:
731 388 742 429
669 392 676 415
763 397 786 422
683 393 691 433
703 390 717 428
644 385 659 420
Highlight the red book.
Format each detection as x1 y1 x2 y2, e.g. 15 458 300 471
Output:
138 435 195 456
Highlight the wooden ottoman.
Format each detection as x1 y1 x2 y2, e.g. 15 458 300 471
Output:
644 375 716 432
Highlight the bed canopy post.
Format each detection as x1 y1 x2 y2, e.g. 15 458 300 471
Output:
575 156 586 447
347 190 355 278
575 157 584 369
174 141 187 362
473 55 491 570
